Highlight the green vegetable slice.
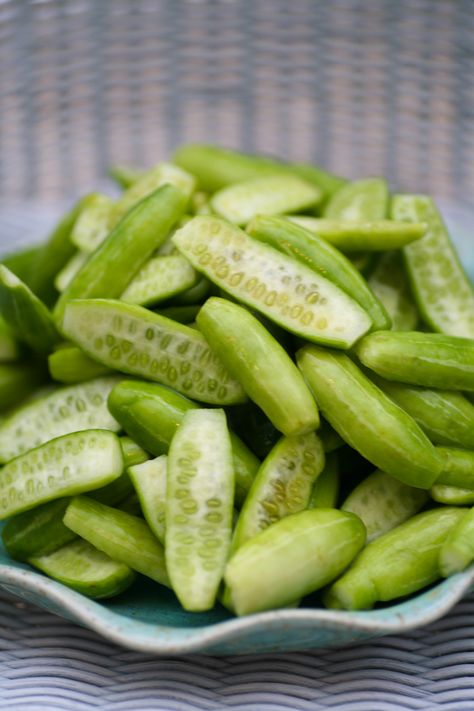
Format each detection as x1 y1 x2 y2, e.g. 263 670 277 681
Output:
232 432 325 551
324 507 466 610
197 297 319 436
356 331 474 391
211 174 322 226
324 178 389 221
166 409 234 611
247 215 390 331
308 452 340 508
341 469 428 542
297 345 443 488
48 345 112 383
128 455 167 544
69 193 115 253
0 265 59 355
54 184 187 323
29 538 135 599
108 380 258 506
367 251 419 331
61 298 246 405
225 509 365 616
287 217 426 252
173 216 372 349
392 195 474 337
64 496 170 587
439 509 474 576
0 430 123 519
0 375 121 463
121 255 198 307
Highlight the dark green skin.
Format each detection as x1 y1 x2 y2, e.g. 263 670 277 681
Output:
54 184 187 323
297 345 443 489
247 215 390 331
356 331 474 391
108 380 259 505
31 196 89 306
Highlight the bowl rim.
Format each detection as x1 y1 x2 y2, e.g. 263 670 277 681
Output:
1 559 473 654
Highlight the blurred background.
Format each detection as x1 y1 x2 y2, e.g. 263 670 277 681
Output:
0 0 473 261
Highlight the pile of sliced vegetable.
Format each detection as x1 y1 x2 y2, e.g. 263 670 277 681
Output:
0 143 473 616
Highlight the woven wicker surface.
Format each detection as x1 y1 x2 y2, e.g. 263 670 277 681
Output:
1 1 474 708
1 0 473 205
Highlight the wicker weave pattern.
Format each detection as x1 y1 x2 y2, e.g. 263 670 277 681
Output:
1 0 473 202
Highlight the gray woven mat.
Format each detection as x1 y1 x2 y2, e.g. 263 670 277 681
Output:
0 588 474 711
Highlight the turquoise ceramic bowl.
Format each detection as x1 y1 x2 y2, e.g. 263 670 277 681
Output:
0 212 472 655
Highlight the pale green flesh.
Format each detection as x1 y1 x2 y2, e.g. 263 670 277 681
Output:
211 174 322 225
392 195 474 337
61 299 246 405
29 539 135 599
172 216 372 348
0 376 121 463
196 297 319 436
325 507 466 611
121 255 198 307
232 432 325 551
342 469 428 542
64 496 170 587
287 217 425 252
70 193 115 253
225 509 366 616
246 215 391 332
166 409 234 611
113 162 196 220
0 430 123 519
324 178 389 221
128 455 167 543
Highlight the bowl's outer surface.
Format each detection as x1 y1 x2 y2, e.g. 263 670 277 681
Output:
1 530 474 655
